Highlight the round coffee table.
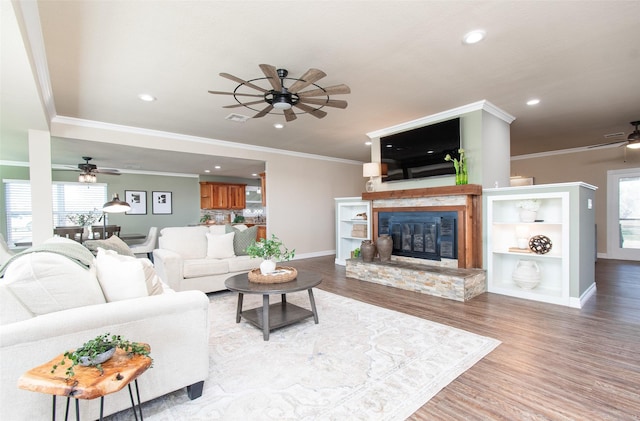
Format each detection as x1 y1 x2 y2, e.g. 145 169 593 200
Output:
225 270 322 341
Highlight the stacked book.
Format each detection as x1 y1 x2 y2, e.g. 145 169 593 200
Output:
351 224 367 238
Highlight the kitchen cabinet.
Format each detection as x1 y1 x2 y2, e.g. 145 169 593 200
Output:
335 197 371 265
257 225 266 241
259 172 266 206
199 182 246 210
484 182 596 308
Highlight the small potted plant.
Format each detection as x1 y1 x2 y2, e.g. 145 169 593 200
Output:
246 234 295 274
51 333 151 379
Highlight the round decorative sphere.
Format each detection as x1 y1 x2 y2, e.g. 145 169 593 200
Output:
529 235 552 254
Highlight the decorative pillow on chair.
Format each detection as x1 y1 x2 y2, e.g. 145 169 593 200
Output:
84 235 135 257
95 248 148 302
205 232 236 259
225 224 258 256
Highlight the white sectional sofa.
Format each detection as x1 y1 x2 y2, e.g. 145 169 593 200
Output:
153 224 262 293
0 238 210 420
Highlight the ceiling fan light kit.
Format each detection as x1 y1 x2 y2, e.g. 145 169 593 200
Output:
627 121 640 149
209 64 350 122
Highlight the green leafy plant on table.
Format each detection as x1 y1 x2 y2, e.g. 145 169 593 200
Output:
246 234 295 261
51 333 152 379
67 212 99 227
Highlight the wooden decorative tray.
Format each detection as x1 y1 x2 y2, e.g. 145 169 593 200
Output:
248 266 298 284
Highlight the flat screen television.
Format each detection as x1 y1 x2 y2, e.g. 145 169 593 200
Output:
380 117 461 182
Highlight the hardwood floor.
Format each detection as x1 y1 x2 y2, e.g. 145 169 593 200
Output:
288 257 640 420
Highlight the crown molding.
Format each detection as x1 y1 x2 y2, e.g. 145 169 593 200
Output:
52 116 364 166
510 142 625 161
366 100 516 139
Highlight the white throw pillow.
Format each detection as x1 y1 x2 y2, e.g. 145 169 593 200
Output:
3 252 105 315
206 232 235 259
139 258 164 296
95 248 148 302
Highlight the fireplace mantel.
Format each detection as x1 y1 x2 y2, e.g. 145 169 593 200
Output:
362 184 483 269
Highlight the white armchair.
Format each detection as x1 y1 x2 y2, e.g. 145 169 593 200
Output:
130 227 158 261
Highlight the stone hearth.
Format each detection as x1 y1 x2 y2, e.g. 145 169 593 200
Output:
346 258 486 302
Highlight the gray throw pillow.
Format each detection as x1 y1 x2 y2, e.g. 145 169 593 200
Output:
84 235 136 257
225 225 258 256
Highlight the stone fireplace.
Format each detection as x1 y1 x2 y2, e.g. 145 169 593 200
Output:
345 185 486 302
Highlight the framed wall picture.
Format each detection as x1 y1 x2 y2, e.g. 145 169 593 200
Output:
125 190 147 215
152 191 172 214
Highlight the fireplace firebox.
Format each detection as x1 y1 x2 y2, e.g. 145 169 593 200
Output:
378 211 458 261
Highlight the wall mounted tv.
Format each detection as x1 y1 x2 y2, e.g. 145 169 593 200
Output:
380 117 460 182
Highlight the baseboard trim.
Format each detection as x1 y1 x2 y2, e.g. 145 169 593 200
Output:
570 282 597 308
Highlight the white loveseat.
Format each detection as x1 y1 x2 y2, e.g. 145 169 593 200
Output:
153 225 262 293
0 238 210 420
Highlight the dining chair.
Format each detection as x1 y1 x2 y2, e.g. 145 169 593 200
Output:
53 227 85 243
129 227 158 261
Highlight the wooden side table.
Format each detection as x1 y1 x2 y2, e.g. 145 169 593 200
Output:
18 346 152 421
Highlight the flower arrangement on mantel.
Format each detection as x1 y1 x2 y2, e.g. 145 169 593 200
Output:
444 148 468 185
515 199 541 212
246 234 295 274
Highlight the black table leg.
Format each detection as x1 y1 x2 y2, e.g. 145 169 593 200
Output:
99 396 104 421
262 294 270 340
308 288 319 324
127 379 144 421
235 292 244 323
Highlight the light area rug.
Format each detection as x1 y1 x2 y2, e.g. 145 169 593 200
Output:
108 289 500 421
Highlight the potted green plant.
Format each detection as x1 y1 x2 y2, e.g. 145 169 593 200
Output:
200 213 212 224
67 212 99 227
246 234 295 274
51 333 151 379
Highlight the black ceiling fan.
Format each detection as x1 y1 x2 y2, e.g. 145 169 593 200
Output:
208 64 350 122
77 156 120 176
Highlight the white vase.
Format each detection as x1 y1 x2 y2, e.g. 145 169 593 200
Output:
512 259 541 289
519 209 537 223
83 226 92 240
259 259 277 275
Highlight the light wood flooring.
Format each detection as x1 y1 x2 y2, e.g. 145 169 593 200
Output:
287 256 640 420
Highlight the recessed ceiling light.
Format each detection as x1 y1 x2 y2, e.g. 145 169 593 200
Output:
204 169 210 173
251 173 258 177
365 141 372 146
274 123 284 129
527 99 541 106
214 165 221 169
138 93 156 102
463 30 486 45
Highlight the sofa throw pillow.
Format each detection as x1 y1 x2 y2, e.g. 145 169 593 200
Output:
225 224 258 256
95 248 148 302
205 232 235 259
3 252 106 316
84 235 135 257
139 258 164 296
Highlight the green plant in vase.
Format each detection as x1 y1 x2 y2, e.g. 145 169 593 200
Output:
246 234 295 274
444 148 468 185
51 333 152 379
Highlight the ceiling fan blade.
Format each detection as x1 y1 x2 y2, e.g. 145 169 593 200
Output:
293 102 327 119
299 97 348 109
288 68 327 93
259 64 282 91
219 73 267 93
95 169 120 175
254 104 274 118
222 99 265 109
587 140 628 149
208 90 264 98
284 109 297 122
297 84 351 97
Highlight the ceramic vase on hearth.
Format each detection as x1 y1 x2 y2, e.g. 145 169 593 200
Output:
360 240 376 263
376 234 393 262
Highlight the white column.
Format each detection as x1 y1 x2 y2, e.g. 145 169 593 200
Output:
28 129 53 245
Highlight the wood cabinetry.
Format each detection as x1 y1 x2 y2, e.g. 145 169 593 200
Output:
257 225 266 241
199 182 246 209
259 172 266 206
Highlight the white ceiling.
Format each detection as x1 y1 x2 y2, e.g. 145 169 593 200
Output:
2 1 639 178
